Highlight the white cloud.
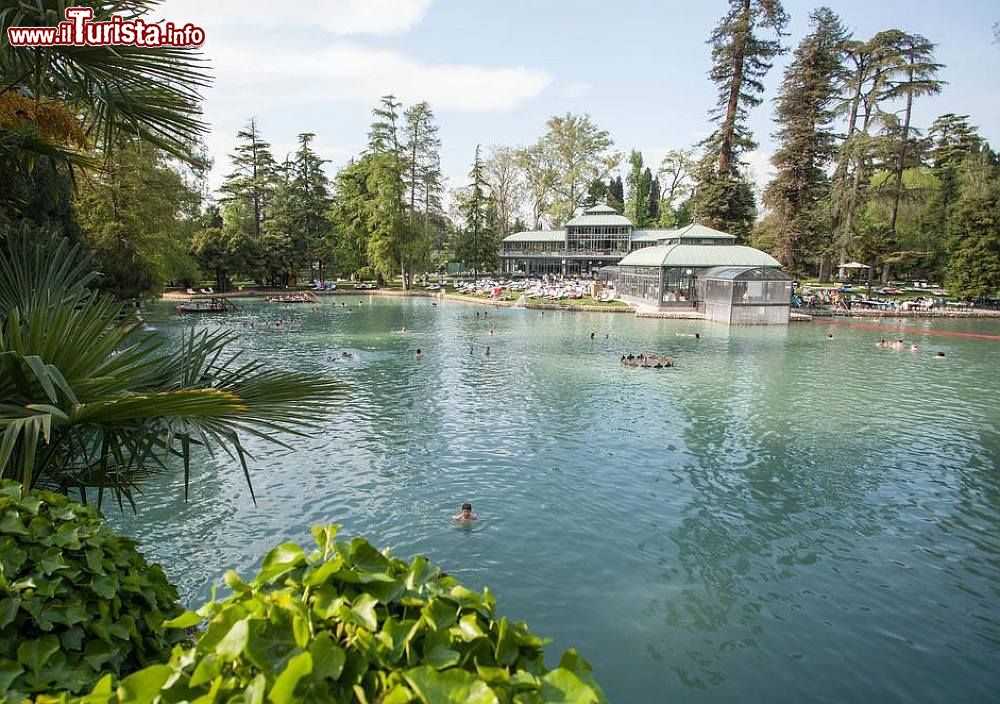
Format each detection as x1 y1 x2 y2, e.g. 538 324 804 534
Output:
161 0 434 36
210 41 552 113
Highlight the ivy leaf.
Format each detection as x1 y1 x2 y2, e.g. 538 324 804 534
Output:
17 635 60 674
308 632 345 681
162 611 202 629
215 618 250 660
116 664 172 703
267 650 312 704
538 669 600 704
244 672 267 704
258 543 306 583
189 653 221 688
0 659 25 692
422 644 460 669
403 665 497 704
349 593 379 632
0 598 19 629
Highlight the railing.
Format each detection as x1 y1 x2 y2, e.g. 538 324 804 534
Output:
501 250 625 258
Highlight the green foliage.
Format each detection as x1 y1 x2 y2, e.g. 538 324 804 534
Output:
219 120 279 239
947 166 1000 298
0 481 183 700
456 146 498 276
690 167 757 241
66 525 606 704
700 0 789 175
75 142 204 298
517 114 618 227
0 231 340 501
763 7 848 274
624 151 653 228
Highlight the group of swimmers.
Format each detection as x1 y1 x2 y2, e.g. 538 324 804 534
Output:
873 338 946 357
325 351 354 361
875 338 920 351
621 353 673 368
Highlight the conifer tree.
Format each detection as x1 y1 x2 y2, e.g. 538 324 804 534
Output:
947 146 1000 298
583 179 609 208
219 119 278 237
880 32 945 282
763 7 848 274
364 96 408 285
402 101 442 287
458 145 494 279
625 150 652 226
691 0 788 240
607 176 625 213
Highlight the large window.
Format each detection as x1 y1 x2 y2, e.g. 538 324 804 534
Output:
566 226 630 254
618 266 660 302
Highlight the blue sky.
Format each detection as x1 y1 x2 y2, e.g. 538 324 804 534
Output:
159 0 1000 205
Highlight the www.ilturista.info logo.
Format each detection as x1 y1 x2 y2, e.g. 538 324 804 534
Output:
7 7 204 47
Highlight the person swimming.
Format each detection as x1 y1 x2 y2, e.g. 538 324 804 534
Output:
934 351 945 358
590 332 595 340
454 502 478 521
485 346 491 356
416 348 423 358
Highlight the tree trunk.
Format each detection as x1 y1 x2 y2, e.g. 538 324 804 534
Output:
818 254 832 283
717 0 751 175
888 71 915 240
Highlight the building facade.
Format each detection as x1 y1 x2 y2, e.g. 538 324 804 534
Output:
500 205 742 277
500 204 792 323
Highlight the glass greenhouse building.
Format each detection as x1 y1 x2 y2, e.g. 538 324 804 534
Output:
615 238 792 324
699 266 794 325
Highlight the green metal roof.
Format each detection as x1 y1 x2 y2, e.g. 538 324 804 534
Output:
584 204 619 214
631 229 679 241
673 223 737 240
564 213 633 227
503 230 566 243
618 244 781 268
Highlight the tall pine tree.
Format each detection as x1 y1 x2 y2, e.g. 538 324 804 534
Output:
402 101 442 287
763 7 848 275
219 119 278 238
691 0 788 240
880 32 945 282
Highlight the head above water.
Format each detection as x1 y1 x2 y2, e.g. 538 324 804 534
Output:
461 502 472 511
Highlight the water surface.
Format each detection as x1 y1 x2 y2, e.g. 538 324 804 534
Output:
110 298 1000 703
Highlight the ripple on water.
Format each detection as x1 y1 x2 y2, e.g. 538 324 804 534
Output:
111 302 1000 703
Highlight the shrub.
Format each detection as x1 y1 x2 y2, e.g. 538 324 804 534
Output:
74 525 607 703
0 481 183 700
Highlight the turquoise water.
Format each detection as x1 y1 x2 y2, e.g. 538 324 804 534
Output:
111 298 1000 703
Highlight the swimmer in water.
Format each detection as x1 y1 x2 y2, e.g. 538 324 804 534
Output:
485 346 491 356
454 502 478 522
416 348 423 358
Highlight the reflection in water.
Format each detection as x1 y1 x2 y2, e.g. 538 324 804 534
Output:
109 300 1000 703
